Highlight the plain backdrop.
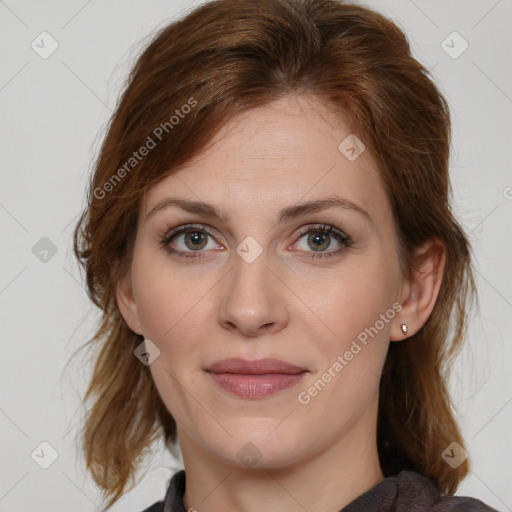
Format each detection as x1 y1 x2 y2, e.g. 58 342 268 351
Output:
0 1 511 511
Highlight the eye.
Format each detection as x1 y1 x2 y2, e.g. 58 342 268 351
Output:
291 224 352 260
160 223 352 260
160 224 223 259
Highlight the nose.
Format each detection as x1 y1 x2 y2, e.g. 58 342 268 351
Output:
218 250 290 337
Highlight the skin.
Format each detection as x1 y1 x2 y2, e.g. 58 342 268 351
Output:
117 94 445 512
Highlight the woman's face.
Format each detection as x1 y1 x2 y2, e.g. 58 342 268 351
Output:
118 95 407 469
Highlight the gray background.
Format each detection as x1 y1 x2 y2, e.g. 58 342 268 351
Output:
0 0 511 510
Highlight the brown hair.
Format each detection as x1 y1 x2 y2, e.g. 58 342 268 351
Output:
72 0 475 508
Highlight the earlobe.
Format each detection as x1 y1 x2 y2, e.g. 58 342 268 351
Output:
115 273 144 336
391 238 446 341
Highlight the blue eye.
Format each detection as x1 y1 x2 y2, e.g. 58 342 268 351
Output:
160 223 352 260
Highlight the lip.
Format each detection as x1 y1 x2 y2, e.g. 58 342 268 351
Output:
205 358 309 398
205 357 307 375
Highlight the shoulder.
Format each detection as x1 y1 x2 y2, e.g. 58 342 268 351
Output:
139 500 165 512
138 469 187 512
396 471 499 511
432 496 500 511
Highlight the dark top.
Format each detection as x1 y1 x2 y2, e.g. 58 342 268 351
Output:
140 469 499 512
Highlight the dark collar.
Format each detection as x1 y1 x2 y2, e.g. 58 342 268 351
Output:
159 468 497 512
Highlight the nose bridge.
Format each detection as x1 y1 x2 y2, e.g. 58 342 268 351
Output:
218 241 288 336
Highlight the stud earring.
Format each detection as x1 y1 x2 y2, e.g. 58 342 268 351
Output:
400 324 408 336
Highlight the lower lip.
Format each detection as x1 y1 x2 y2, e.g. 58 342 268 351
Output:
208 372 307 398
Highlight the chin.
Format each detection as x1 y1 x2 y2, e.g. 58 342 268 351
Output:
205 427 306 470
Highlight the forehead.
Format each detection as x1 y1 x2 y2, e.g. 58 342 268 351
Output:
143 95 388 223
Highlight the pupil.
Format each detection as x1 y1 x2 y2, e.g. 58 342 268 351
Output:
187 231 206 249
309 231 329 251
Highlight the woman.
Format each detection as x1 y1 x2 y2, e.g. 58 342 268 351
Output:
73 0 499 510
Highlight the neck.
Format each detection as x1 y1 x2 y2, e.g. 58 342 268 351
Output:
179 398 384 512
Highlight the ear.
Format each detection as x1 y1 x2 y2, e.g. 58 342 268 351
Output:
115 270 144 336
390 238 446 341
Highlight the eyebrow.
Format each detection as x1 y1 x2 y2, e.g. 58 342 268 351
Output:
145 195 372 224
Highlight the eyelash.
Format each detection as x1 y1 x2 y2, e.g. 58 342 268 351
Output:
159 223 353 261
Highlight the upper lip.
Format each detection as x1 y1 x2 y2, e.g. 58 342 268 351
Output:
205 358 308 375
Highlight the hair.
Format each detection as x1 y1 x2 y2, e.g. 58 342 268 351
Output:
72 0 476 508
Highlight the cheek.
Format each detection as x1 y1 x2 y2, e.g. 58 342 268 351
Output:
295 276 393 424
296 256 398 396
130 246 203 341
130 250 219 391
303 262 396 341
133 277 177 341
132 261 213 426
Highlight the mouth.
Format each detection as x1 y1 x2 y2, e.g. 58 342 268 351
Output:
204 358 309 398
